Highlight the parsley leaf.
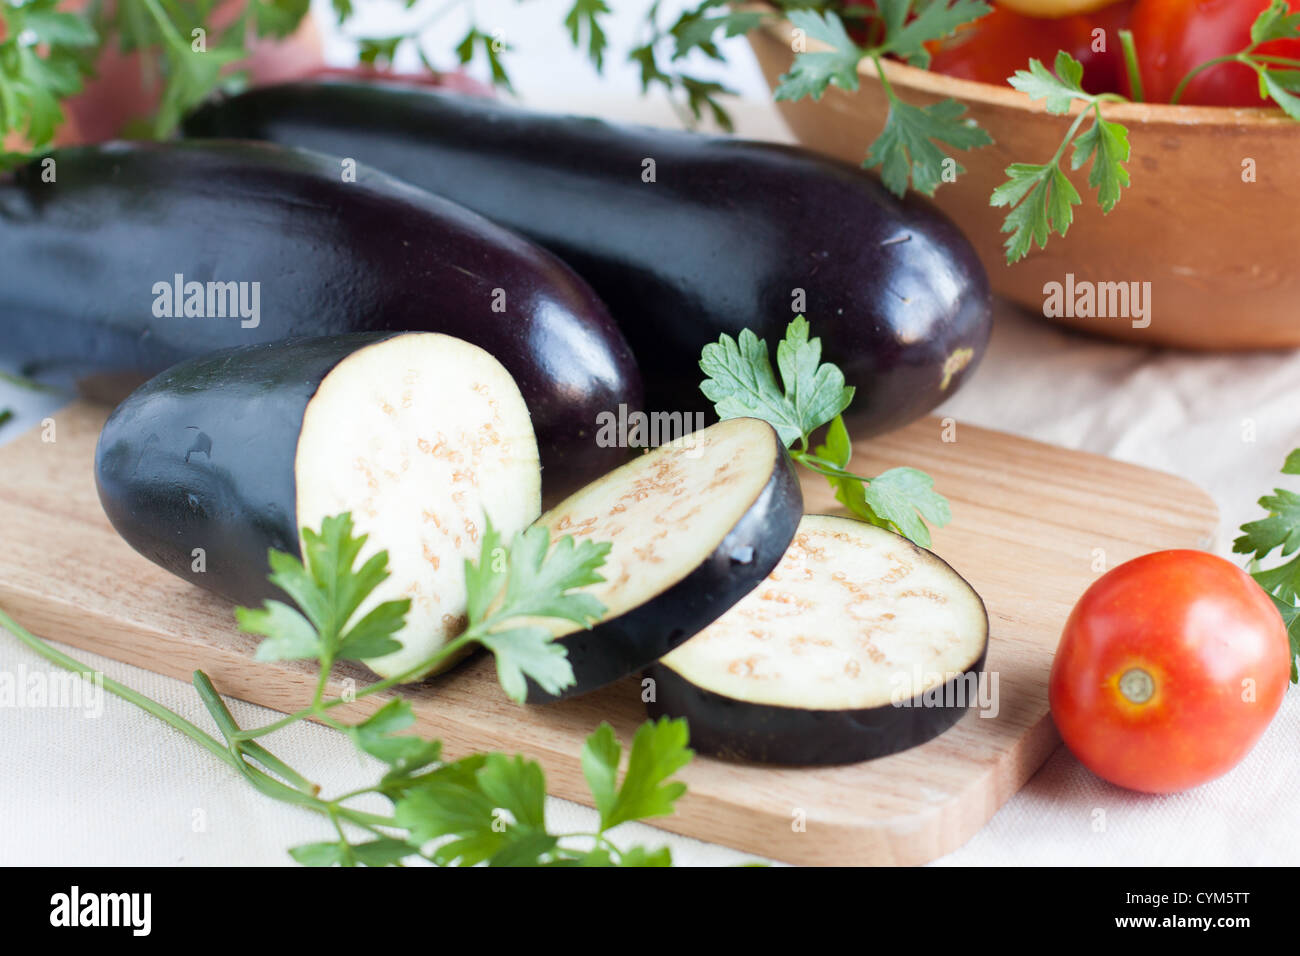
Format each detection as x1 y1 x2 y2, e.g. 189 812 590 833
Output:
1072 113 1131 211
862 467 953 547
774 4 991 197
564 0 611 71
881 0 991 69
991 163 1082 263
671 9 764 61
0 0 97 149
994 52 1129 262
288 841 350 867
776 316 856 439
700 315 853 447
867 96 992 197
1262 69 1300 120
391 720 689 867
581 718 692 830
1252 0 1300 44
774 9 864 101
700 317 952 546
463 517 610 702
236 514 407 665
810 418 949 548
1234 450 1300 682
479 626 573 704
455 26 514 92
348 698 443 771
1235 489 1300 566
240 509 609 703
624 1 743 132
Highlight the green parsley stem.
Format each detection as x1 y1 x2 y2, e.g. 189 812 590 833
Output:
1051 105 1096 168
871 53 899 106
231 630 480 741
190 669 335 808
0 606 233 766
0 370 65 394
136 0 193 54
1170 54 1245 106
311 651 333 711
0 606 400 833
1248 54 1300 67
790 449 871 485
1119 30 1144 103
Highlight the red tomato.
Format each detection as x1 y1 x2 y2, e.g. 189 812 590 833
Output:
1129 0 1300 105
1050 550 1291 793
929 3 1135 95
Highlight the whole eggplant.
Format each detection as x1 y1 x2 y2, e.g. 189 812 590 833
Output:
0 140 641 499
185 83 993 433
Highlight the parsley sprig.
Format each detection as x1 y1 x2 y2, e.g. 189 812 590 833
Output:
1171 0 1300 116
992 52 1131 264
1234 450 1300 683
0 0 97 148
0 512 693 866
700 316 951 547
626 0 752 130
773 4 993 197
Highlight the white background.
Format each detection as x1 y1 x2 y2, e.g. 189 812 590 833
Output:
2 0 1298 866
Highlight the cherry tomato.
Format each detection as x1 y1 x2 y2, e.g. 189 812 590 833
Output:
1129 0 1300 105
929 3 1135 95
1050 550 1291 793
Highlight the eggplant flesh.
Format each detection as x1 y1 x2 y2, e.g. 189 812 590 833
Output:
645 515 989 765
94 332 541 680
0 140 640 500
525 417 803 703
184 83 992 434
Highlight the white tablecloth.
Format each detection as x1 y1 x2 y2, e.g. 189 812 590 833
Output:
3 1 1298 866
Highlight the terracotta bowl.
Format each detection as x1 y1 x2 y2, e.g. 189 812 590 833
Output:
748 17 1300 350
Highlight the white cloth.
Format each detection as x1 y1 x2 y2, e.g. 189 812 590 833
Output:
4 1 1299 865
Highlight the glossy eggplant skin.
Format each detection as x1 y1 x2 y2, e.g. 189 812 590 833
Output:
185 83 992 432
0 141 640 499
644 645 988 766
525 434 804 704
95 334 395 605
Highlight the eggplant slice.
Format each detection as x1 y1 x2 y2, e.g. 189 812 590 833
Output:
95 332 541 680
525 417 803 703
645 515 989 765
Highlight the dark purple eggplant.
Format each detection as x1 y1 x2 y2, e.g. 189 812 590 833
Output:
0 140 640 500
645 515 989 765
184 82 992 433
524 417 802 703
95 331 542 680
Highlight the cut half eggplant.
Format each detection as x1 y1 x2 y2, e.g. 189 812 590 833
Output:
95 332 541 680
524 417 803 703
645 515 989 765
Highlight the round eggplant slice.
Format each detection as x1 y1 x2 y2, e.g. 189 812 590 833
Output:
525 417 803 703
95 331 541 680
645 515 989 765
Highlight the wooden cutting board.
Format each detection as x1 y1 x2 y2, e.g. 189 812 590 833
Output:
0 403 1218 865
